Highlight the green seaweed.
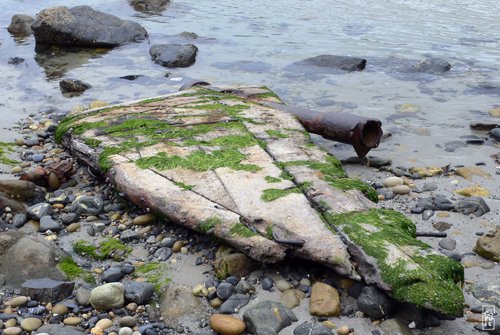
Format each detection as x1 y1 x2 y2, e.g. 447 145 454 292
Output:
266 225 274 239
197 216 222 234
84 138 102 148
265 129 289 139
55 119 107 143
327 178 378 203
174 181 194 190
73 238 131 261
229 223 257 237
135 262 171 292
0 142 18 165
261 182 312 202
136 149 261 172
325 208 464 316
283 155 347 179
58 256 95 284
183 134 259 149
265 176 282 183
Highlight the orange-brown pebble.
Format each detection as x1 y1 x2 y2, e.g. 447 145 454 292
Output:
209 314 246 335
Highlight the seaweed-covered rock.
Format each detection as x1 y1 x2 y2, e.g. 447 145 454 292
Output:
31 5 148 47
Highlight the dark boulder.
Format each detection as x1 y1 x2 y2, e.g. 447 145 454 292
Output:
129 0 170 13
21 278 74 302
7 14 34 36
356 286 393 319
31 5 148 47
149 44 198 68
301 55 367 72
454 197 490 216
243 301 297 335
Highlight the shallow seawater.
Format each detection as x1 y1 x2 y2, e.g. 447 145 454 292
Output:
1 0 500 166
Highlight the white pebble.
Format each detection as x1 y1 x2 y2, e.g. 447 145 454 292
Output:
119 327 133 335
383 176 403 187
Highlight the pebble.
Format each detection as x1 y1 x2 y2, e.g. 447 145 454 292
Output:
63 316 82 325
275 279 292 292
48 172 60 190
422 209 434 220
133 214 155 225
96 318 113 329
217 282 235 300
20 317 42 331
66 222 81 232
391 184 411 195
119 327 134 335
5 296 29 307
3 327 22 335
383 176 403 187
336 326 351 335
172 240 184 252
439 238 457 251
5 319 17 328
52 303 68 315
209 314 246 335
193 284 209 297
261 277 274 290
119 316 137 327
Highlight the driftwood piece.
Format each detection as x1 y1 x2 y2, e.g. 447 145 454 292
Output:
59 86 464 316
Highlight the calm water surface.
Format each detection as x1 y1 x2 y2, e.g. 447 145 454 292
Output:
1 0 500 165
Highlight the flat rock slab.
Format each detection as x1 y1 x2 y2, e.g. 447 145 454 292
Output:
58 85 465 316
32 5 148 47
21 278 74 303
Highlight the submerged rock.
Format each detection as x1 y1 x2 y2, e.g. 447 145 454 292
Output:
129 0 170 13
7 14 34 36
294 54 366 72
32 5 148 47
59 79 92 93
149 44 198 68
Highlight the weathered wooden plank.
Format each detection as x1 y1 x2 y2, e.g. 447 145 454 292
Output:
58 85 465 316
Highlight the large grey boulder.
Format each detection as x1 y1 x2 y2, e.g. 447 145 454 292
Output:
7 14 34 36
37 324 85 335
0 231 67 287
149 44 198 68
21 278 74 302
31 5 148 47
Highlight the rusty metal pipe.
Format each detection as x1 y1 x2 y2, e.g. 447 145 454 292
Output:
262 102 383 158
179 81 383 158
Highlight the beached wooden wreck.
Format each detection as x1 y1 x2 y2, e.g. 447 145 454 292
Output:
57 85 464 316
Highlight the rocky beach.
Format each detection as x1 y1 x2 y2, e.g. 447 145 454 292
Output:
1 1 500 335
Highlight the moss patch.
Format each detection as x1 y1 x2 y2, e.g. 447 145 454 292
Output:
136 149 261 172
327 178 378 202
73 238 131 261
0 142 18 165
135 262 171 292
229 223 257 237
325 208 464 316
261 182 312 202
265 176 282 183
197 216 222 234
282 155 347 179
265 129 289 139
58 256 95 283
173 181 194 191
84 138 102 148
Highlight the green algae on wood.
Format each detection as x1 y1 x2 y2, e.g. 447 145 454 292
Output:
265 129 289 139
229 223 257 237
325 208 464 316
261 182 312 202
197 216 222 234
136 150 261 172
265 176 282 183
327 178 378 202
